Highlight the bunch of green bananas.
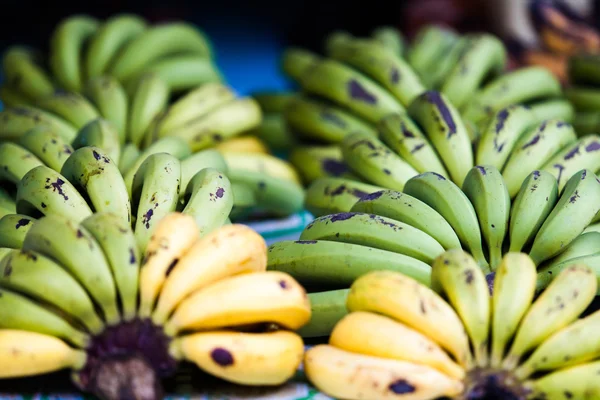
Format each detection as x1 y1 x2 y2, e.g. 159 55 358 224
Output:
565 53 600 136
305 250 600 399
268 166 600 337
0 211 311 399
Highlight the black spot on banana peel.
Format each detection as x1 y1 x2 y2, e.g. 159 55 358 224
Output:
423 91 456 138
210 348 234 366
348 79 377 104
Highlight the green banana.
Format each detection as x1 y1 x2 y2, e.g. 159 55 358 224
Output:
267 240 431 287
564 86 600 112
60 146 131 225
350 189 461 250
407 91 473 186
109 22 212 82
16 165 93 222
406 25 458 87
71 118 121 165
84 76 129 144
527 99 575 125
536 253 600 294
371 26 405 57
539 231 600 271
462 165 511 270
1 47 54 100
304 177 384 217
300 212 444 264
127 73 170 147
289 145 357 184
508 170 559 253
137 54 222 92
529 169 600 265
180 167 233 236
0 248 104 334
0 85 33 108
403 172 489 271
341 132 418 191
18 126 74 172
118 143 140 174
229 182 256 221
297 289 350 338
84 14 148 79
502 119 577 197
130 153 181 252
49 15 100 92
35 91 100 130
180 149 228 192
284 95 377 143
0 214 35 249
0 106 78 142
0 142 44 185
80 212 140 321
281 47 321 81
427 37 471 90
252 91 295 113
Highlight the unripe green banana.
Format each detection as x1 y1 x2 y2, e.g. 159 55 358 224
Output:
49 15 100 92
527 99 575 125
281 47 321 81
289 145 357 184
229 181 256 221
297 289 350 338
0 142 44 185
137 54 222 92
0 106 78 142
539 231 600 272
0 214 35 249
0 85 33 108
252 91 295 113
564 86 600 112
304 177 384 217
406 25 458 87
71 118 121 165
118 143 140 174
127 73 170 147
84 76 129 144
371 26 405 57
36 91 100 130
180 149 228 192
1 47 54 100
18 126 74 172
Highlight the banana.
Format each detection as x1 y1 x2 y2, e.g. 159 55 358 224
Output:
137 54 222 92
2 47 54 101
289 145 357 184
0 85 33 108
502 119 577 197
0 286 89 348
229 182 256 221
267 240 431 287
215 135 269 154
252 91 294 113
539 231 600 271
304 344 464 400
489 253 537 368
138 212 200 318
475 105 537 171
84 76 129 143
127 73 170 147
327 36 424 107
347 269 471 367
529 169 600 265
540 134 600 191
180 167 233 235
180 149 228 191
0 330 86 378
462 66 562 130
60 146 131 224
130 153 181 252
283 95 377 143
330 311 464 380
407 91 473 186
71 118 121 165
84 14 148 79
22 213 120 325
152 223 267 325
564 86 600 112
297 289 349 338
403 172 489 271
118 142 140 174
0 142 44 185
81 212 139 322
427 37 471 90
124 137 191 193
536 252 600 294
503 264 597 369
36 90 100 130
569 53 600 85
49 15 99 92
350 189 461 250
167 97 262 152
246 113 297 153
171 330 304 386
371 25 405 57
524 360 600 399
220 152 301 185
0 106 78 142
431 249 490 366
300 212 444 264
18 126 74 172
227 169 304 217
304 177 384 216
508 170 559 252
462 165 511 270
0 214 35 249
0 249 104 333
298 59 404 123
164 271 310 335
341 132 419 191
527 98 575 125
407 25 459 87
441 34 507 110
109 22 212 82
151 82 236 141
280 47 320 81
377 111 448 177
16 165 93 222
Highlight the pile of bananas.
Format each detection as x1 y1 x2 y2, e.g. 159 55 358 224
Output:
0 211 311 399
305 249 600 399
269 166 600 337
